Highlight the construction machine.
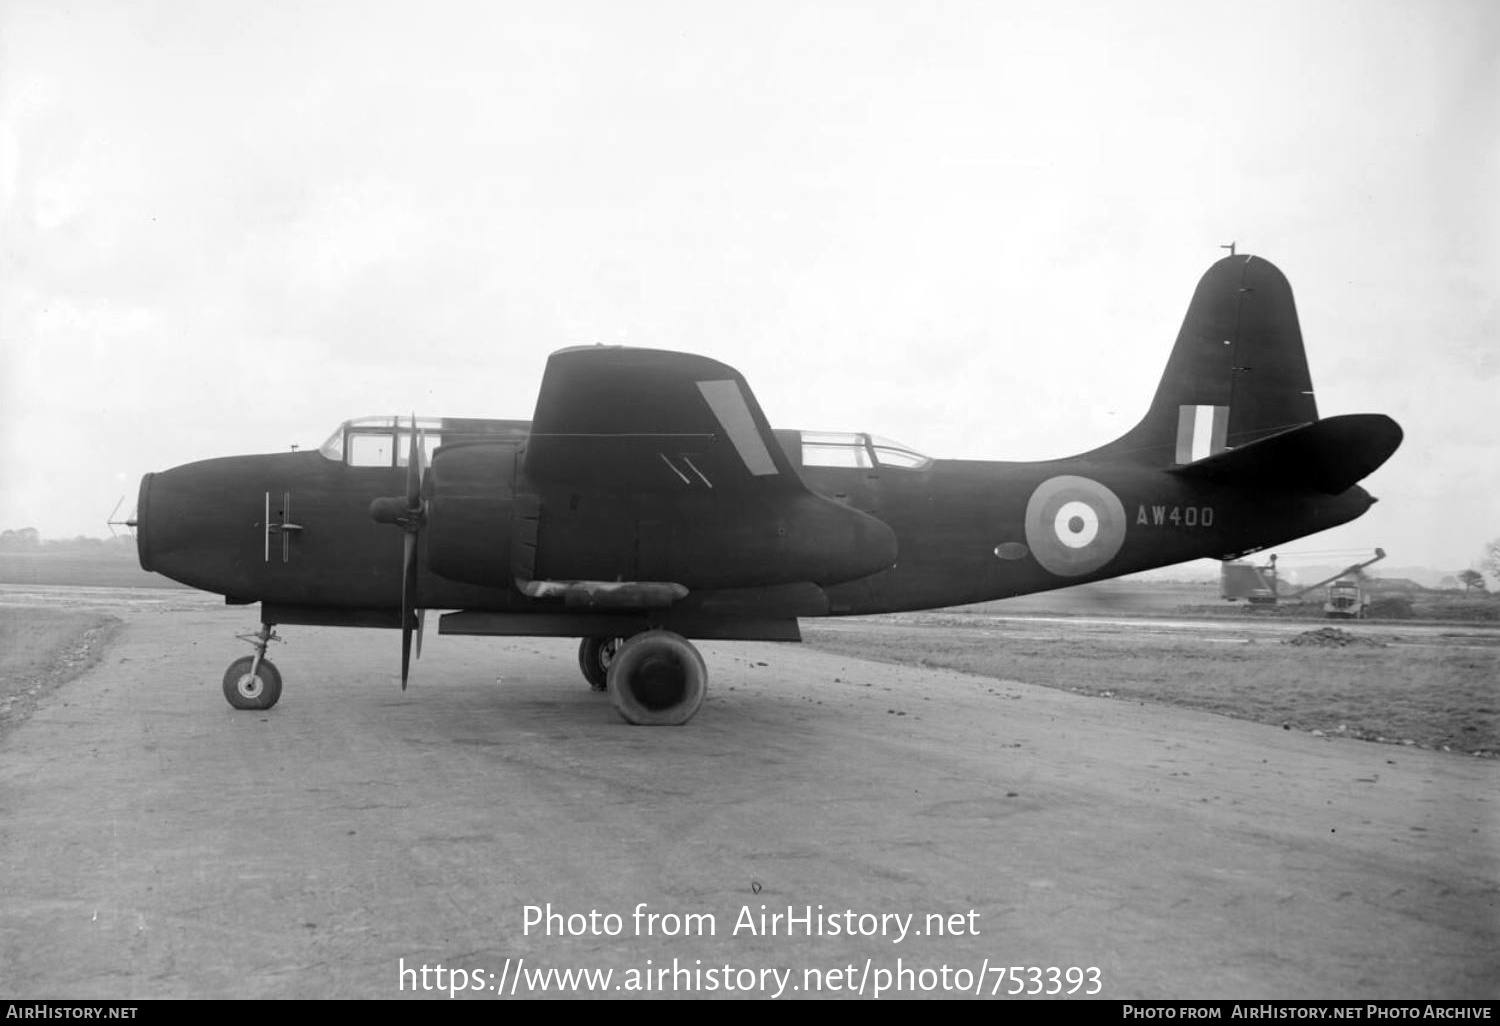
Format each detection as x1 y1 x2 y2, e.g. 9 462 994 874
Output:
1222 549 1386 616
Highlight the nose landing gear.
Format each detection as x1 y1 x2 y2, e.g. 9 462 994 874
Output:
223 623 283 710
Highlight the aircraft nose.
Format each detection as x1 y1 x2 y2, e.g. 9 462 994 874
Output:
134 473 156 572
134 456 268 596
136 466 207 578
135 466 209 577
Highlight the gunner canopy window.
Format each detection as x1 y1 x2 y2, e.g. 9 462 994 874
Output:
868 435 930 469
800 431 929 470
801 431 872 468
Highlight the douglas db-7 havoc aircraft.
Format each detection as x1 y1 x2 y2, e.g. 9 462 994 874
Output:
135 255 1402 725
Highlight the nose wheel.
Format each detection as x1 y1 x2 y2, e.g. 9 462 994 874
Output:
223 623 283 710
223 655 282 709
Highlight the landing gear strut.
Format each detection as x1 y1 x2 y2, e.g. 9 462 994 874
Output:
223 623 283 710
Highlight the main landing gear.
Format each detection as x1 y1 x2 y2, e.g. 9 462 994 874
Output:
223 623 282 710
578 630 707 726
577 636 624 692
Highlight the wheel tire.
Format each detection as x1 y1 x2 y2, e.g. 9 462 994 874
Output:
222 656 283 710
606 630 706 726
578 636 625 692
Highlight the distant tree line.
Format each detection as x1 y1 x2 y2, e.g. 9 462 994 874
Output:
0 528 135 553
0 527 41 550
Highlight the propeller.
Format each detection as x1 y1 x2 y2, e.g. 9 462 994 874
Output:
370 417 427 689
399 417 427 689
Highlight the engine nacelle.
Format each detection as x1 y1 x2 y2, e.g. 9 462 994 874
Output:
425 442 518 587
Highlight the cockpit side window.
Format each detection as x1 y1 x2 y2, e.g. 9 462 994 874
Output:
396 432 442 467
319 416 445 467
349 433 395 467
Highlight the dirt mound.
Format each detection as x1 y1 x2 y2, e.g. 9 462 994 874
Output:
1282 627 1387 648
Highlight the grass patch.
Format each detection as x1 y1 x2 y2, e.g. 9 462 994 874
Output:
0 607 122 730
0 552 182 589
803 621 1499 757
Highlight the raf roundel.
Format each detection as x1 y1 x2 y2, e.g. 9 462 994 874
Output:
1023 475 1127 577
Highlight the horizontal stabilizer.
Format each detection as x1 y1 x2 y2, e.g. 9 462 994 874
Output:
1168 414 1402 494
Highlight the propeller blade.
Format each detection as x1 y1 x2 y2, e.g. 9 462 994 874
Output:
415 609 426 661
405 414 422 509
396 415 429 689
401 620 413 690
400 530 417 690
388 417 430 689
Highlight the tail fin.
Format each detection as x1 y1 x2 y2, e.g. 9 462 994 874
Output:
1101 255 1319 465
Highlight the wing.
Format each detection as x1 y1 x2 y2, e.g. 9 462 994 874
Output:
522 346 803 494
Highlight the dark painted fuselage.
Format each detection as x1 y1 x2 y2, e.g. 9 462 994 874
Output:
136 431 1373 628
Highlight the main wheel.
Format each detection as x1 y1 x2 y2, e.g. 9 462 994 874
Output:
577 636 625 692
606 630 706 725
222 656 283 710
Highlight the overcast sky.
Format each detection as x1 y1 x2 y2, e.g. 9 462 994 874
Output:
2 0 1495 572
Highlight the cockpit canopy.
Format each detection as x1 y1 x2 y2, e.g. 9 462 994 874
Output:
318 415 529 468
318 417 931 472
